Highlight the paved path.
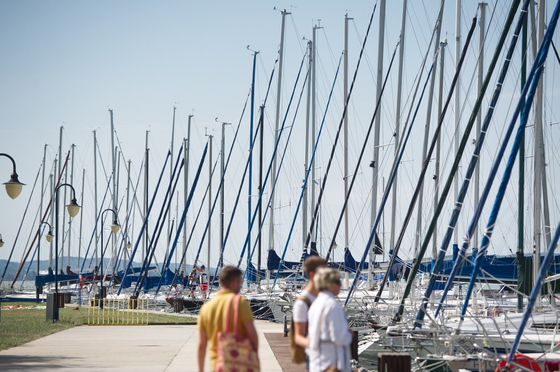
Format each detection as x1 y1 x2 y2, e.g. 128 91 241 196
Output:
0 320 286 371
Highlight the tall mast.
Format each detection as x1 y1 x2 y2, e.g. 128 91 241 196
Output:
270 9 290 255
533 0 546 307
373 0 386 284
453 0 462 248
144 131 149 261
303 40 312 248
518 11 528 312
207 134 213 272
415 0 443 272
78 168 85 273
311 22 322 248
67 143 75 269
182 114 192 275
473 2 486 250
110 109 116 213
220 122 230 269
344 14 351 268
93 130 98 267
125 160 131 274
58 126 64 273
249 50 258 277
259 106 265 283
167 106 176 263
49 171 54 271
37 144 47 302
432 39 447 307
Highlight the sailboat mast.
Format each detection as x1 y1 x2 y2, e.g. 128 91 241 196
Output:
221 122 229 269
474 2 486 250
533 0 546 307
249 50 257 278
37 144 47 302
67 143 75 269
49 171 55 271
167 106 176 263
144 131 149 262
183 114 192 275
454 0 462 248
207 134 213 272
270 9 290 255
373 0 385 288
344 14 351 267
517 8 527 313
311 22 321 248
303 40 312 248
93 130 98 267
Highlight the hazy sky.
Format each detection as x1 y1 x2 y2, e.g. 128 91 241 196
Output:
1 1 560 279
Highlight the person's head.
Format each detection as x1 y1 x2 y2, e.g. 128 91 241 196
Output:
171 283 177 288
219 265 243 293
303 256 327 279
313 267 342 296
200 265 206 271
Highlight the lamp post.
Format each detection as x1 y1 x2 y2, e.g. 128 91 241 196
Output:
37 222 53 303
49 183 80 322
0 153 24 323
99 208 120 309
0 153 25 199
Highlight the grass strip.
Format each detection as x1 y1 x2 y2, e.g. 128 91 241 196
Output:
0 302 196 351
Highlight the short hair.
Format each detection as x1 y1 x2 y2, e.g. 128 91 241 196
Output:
303 256 327 276
313 267 341 291
219 265 243 287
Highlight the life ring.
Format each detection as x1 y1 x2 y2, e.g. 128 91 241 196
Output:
79 275 84 290
495 353 541 372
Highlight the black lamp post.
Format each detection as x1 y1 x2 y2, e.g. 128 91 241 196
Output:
37 222 53 303
99 208 120 309
0 153 25 199
0 153 24 323
49 183 80 322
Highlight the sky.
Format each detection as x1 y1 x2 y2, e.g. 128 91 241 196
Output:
1 1 560 281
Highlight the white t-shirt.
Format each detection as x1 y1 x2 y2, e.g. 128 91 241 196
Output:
199 270 208 284
292 290 317 323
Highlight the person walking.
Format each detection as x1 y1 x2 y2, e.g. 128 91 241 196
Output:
188 268 199 299
292 256 327 368
195 263 209 299
197 265 259 372
307 267 352 372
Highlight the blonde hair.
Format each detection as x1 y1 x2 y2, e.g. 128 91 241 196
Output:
313 267 341 291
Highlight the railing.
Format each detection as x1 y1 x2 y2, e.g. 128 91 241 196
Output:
88 298 149 325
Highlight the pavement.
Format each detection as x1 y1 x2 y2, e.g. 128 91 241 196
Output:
0 319 286 371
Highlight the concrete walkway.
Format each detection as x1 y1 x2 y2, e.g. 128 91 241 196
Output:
0 320 285 371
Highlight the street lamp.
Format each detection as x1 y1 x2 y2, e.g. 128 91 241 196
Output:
0 153 25 199
37 221 53 303
99 208 120 309
0 234 4 248
48 183 80 322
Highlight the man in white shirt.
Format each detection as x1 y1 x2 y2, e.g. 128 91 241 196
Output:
195 264 209 299
292 256 327 368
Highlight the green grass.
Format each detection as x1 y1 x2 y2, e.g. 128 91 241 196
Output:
0 302 196 351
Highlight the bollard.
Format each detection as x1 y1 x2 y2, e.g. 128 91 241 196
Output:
378 353 410 372
174 298 184 313
351 329 359 361
283 315 288 337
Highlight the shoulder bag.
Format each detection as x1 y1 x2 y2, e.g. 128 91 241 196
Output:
216 294 260 372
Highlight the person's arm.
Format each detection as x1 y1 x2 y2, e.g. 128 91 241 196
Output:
197 330 207 372
294 322 309 348
244 319 259 351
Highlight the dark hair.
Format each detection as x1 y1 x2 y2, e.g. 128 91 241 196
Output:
219 265 243 287
303 256 327 276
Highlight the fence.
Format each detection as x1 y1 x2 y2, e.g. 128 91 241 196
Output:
88 298 149 325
